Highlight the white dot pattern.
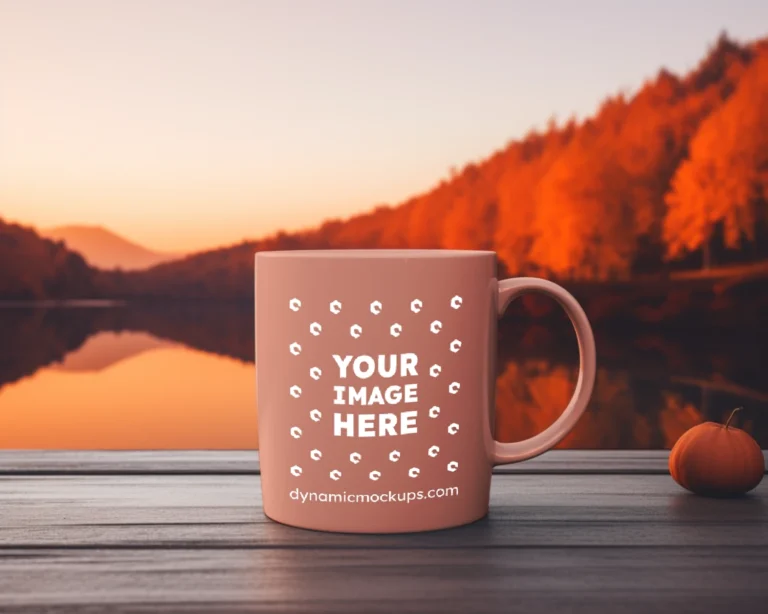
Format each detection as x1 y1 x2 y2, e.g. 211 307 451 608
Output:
286 295 464 483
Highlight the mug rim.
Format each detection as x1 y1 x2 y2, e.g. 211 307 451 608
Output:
255 249 496 260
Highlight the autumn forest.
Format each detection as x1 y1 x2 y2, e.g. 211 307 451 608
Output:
2 35 768 309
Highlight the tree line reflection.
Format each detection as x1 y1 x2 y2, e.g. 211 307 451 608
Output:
1 304 765 448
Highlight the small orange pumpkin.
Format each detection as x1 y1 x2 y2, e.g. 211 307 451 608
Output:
669 407 764 497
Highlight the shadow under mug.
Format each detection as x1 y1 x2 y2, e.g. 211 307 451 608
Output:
255 249 596 533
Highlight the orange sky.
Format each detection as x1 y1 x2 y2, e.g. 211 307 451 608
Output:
2 1 767 253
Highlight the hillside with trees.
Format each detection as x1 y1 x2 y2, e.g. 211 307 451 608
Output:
115 34 768 300
2 35 768 309
0 218 97 300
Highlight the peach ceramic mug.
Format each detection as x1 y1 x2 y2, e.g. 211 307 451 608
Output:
255 250 596 533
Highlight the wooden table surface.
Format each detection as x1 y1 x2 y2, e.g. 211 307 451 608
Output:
0 451 766 613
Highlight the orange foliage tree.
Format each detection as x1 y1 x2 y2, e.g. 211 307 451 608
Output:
528 97 662 280
493 126 575 275
664 52 768 263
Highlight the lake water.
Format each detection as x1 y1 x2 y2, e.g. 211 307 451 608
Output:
1 303 766 449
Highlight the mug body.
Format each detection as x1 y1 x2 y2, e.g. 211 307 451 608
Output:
255 250 498 533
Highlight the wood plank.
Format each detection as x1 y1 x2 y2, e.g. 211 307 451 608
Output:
0 450 764 476
0 450 260 475
0 450 721 475
0 475 765 548
1 546 766 613
1 473 766 612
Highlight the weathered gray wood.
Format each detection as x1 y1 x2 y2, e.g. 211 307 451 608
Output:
5 449 760 475
1 547 766 613
0 475 765 549
0 455 766 613
0 450 261 475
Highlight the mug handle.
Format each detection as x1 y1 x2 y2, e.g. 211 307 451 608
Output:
492 277 597 465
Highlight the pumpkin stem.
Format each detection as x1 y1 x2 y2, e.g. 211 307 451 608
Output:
724 407 743 430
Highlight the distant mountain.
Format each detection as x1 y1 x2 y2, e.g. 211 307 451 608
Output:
117 34 768 299
41 225 180 270
0 218 97 300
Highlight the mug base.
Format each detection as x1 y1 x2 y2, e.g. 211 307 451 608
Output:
262 509 489 535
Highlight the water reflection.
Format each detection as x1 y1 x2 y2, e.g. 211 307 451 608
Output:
52 330 175 372
495 363 706 449
0 304 766 449
0 331 257 449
